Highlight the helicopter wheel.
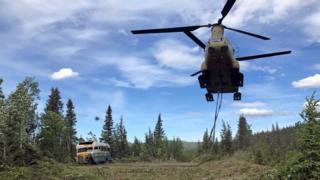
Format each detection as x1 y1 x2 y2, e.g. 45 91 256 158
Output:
205 93 214 102
233 92 241 101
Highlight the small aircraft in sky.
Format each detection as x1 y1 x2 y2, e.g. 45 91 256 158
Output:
131 0 291 101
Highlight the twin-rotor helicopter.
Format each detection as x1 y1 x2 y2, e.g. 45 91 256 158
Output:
131 0 291 102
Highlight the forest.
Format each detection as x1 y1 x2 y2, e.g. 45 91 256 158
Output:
0 77 320 179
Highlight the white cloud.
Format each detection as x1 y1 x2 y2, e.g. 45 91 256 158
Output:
292 74 320 88
232 101 267 108
239 61 279 74
153 39 202 70
53 46 82 56
303 9 320 42
50 68 79 80
96 56 195 89
238 108 291 117
239 108 274 117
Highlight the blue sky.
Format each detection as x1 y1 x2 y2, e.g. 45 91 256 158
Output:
0 0 319 142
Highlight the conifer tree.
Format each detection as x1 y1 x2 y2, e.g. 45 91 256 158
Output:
113 116 129 159
131 137 141 157
0 79 6 163
212 138 219 155
65 99 77 159
145 129 155 158
220 121 233 155
280 92 320 178
202 129 210 153
86 131 97 142
196 141 202 156
39 87 68 162
78 135 85 143
154 113 165 158
154 114 165 142
100 105 114 155
44 88 63 115
236 115 252 150
39 111 67 161
170 137 183 161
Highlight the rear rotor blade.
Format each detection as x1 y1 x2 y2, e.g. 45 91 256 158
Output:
184 31 206 49
224 26 270 40
131 25 209 34
218 0 236 24
190 70 203 77
236 51 292 61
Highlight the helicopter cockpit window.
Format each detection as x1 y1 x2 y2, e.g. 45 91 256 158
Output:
210 37 223 42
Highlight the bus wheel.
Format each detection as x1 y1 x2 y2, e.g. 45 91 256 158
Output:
88 157 95 165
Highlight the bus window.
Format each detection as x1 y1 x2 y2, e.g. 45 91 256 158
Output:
101 146 107 151
88 147 93 151
94 147 99 150
78 148 88 153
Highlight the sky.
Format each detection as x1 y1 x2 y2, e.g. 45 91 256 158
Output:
0 0 319 142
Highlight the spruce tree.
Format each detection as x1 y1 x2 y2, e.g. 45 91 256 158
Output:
118 116 129 158
39 87 68 162
45 88 63 115
78 135 85 143
65 99 77 159
154 114 165 141
0 79 6 163
145 129 155 158
236 115 252 150
100 105 114 155
170 137 183 161
281 92 320 178
213 138 219 155
131 137 141 157
202 129 210 153
220 121 233 155
154 113 165 158
39 111 67 161
86 131 97 142
113 116 129 159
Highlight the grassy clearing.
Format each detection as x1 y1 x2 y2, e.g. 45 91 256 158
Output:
0 157 269 180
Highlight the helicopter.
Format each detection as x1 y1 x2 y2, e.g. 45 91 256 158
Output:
131 0 291 102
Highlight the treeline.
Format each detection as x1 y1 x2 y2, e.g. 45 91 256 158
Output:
96 107 187 161
196 115 253 158
0 77 188 167
0 77 77 167
195 92 320 179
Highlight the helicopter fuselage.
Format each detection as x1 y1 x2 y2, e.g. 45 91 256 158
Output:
198 25 242 95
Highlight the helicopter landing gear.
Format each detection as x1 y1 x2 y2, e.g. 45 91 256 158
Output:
198 75 206 88
232 72 243 87
205 93 214 102
233 92 241 101
198 72 209 88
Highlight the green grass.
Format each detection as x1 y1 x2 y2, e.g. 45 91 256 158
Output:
0 156 270 180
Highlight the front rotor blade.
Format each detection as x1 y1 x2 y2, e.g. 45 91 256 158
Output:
236 51 292 61
184 31 206 49
218 0 236 24
221 0 236 17
224 26 270 40
131 25 209 34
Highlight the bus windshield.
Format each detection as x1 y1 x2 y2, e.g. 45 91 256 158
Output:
77 147 88 153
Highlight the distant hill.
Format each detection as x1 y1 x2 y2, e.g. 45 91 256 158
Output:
182 141 198 150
